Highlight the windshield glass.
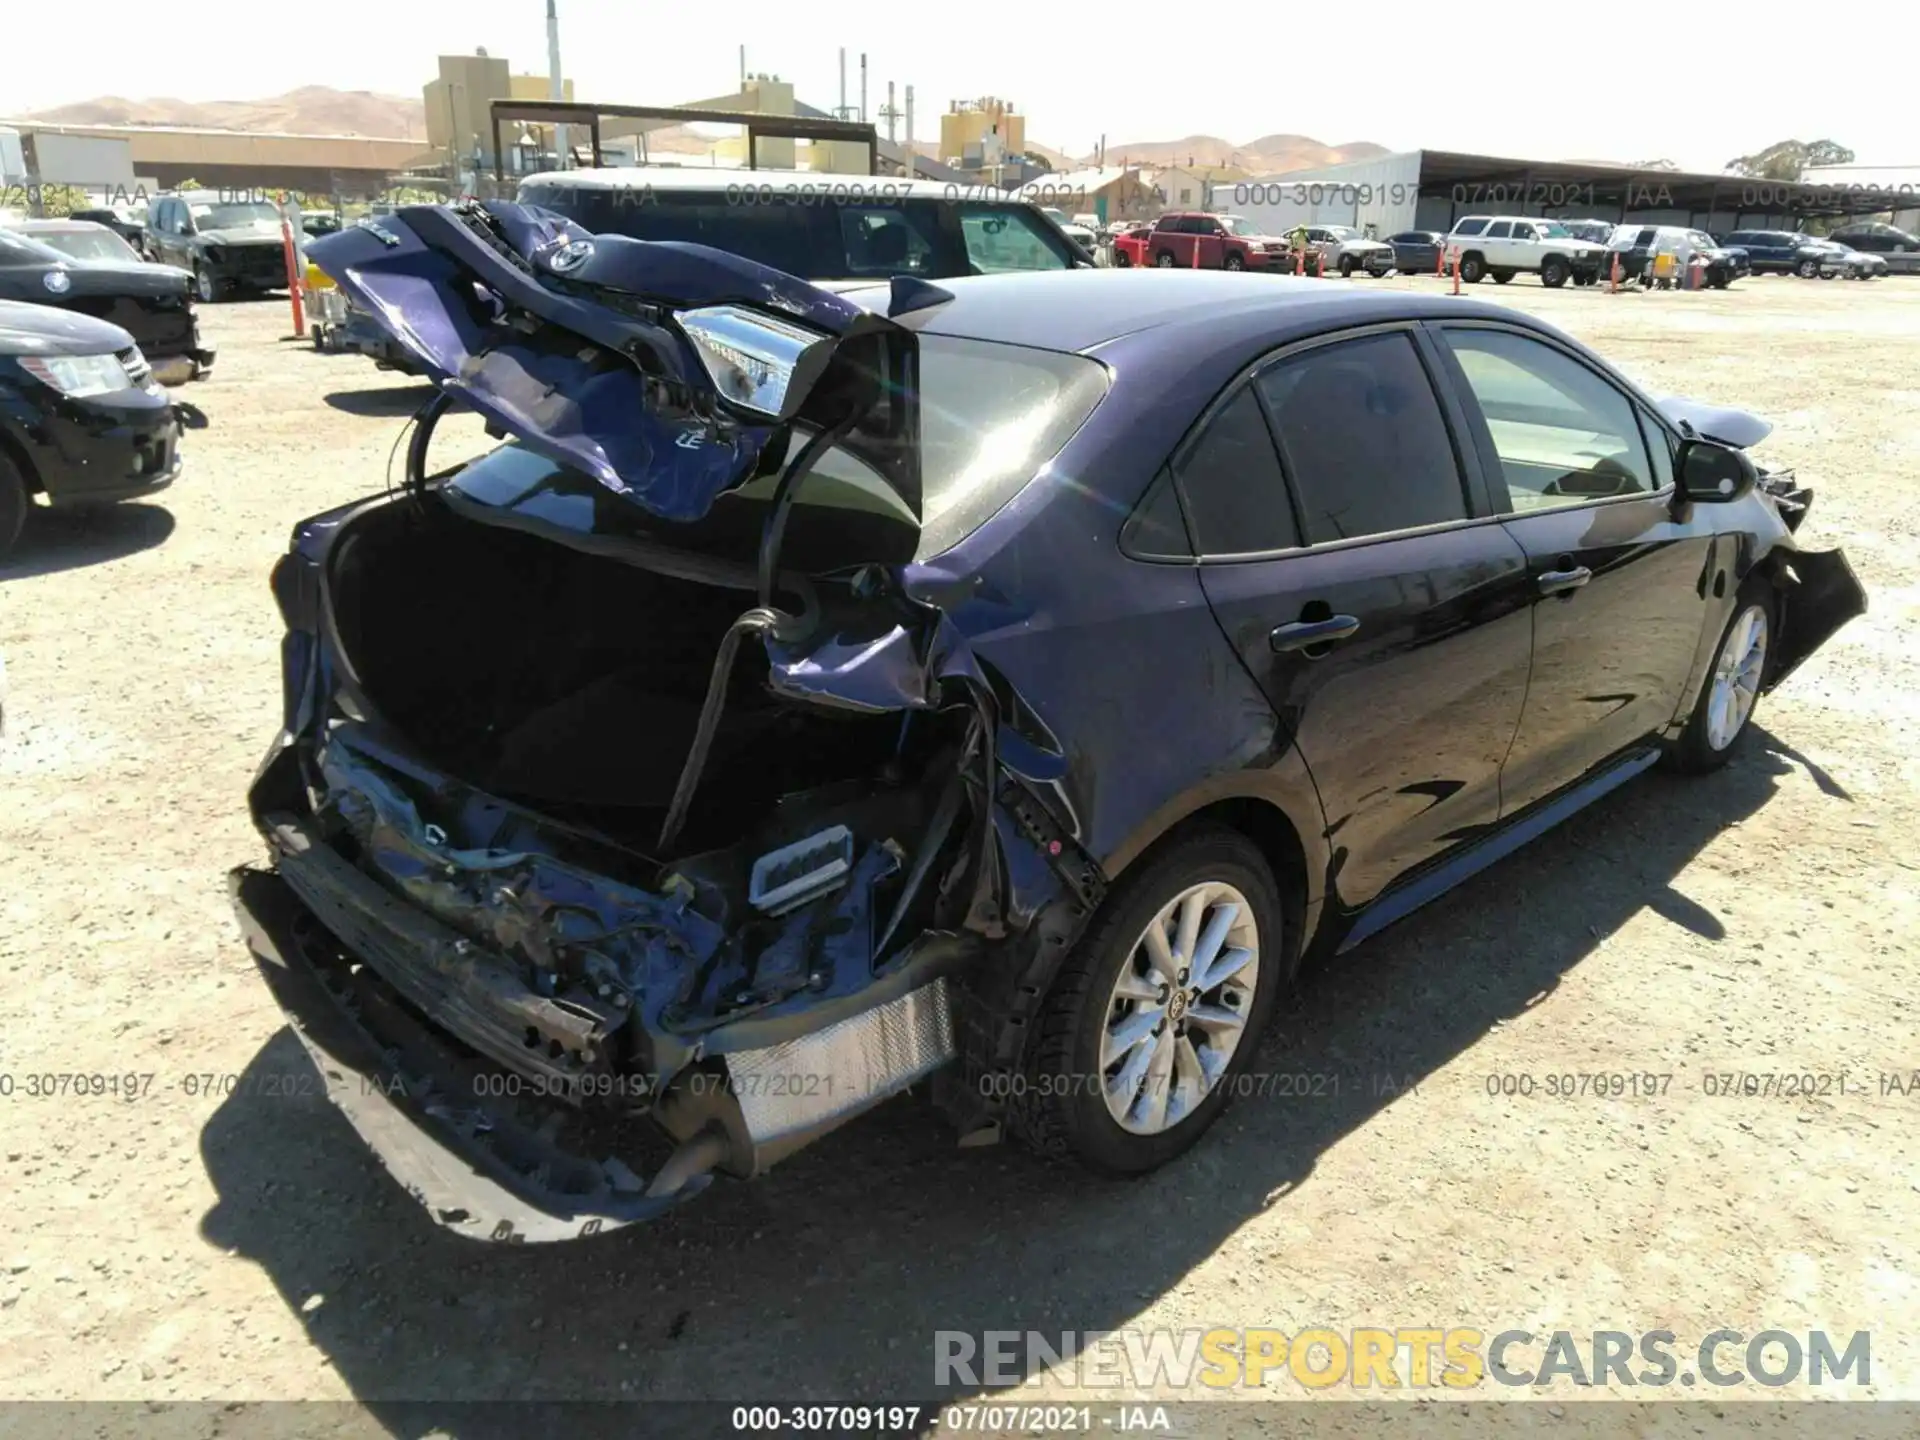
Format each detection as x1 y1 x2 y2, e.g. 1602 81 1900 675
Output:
445 333 1111 563
0 231 71 264
518 184 1078 279
28 228 142 263
1534 221 1571 238
1218 215 1259 236
189 202 282 228
1687 232 1716 249
1323 226 1357 240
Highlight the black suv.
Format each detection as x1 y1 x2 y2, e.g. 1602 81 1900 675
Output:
146 193 291 302
1719 229 1838 278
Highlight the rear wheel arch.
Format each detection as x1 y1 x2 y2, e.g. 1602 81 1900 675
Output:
1104 788 1322 947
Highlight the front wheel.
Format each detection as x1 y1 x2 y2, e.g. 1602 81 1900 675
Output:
1459 254 1486 284
1796 258 1818 278
1540 257 1570 288
1666 585 1773 773
1338 255 1355 277
1224 251 1245 271
1114 249 1132 268
1012 827 1289 1175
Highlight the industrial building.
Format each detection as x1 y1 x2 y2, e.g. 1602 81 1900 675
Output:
0 118 427 197
1213 149 1920 238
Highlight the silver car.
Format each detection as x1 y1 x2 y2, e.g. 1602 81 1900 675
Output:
1310 225 1396 277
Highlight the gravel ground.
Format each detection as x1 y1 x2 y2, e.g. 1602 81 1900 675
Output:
1 273 1916 1427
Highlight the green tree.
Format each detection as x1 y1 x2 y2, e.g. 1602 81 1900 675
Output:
1725 139 1855 181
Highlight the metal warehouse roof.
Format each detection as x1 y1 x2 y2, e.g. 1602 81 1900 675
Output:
1414 150 1909 219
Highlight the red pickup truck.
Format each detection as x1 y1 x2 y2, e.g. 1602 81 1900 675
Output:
1112 212 1291 270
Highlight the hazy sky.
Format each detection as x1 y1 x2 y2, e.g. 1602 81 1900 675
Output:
5 0 1910 172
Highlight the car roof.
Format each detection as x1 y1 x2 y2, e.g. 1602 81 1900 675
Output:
15 219 110 233
518 166 1032 204
833 268 1531 354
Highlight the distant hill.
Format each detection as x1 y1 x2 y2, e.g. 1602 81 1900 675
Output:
1086 133 1391 174
21 87 427 139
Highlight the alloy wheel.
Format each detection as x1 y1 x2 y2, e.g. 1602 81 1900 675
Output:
1707 605 1769 751
1101 882 1259 1135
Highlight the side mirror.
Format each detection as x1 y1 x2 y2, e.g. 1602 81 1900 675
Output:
1678 439 1757 503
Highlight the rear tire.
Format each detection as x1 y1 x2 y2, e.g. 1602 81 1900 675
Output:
1154 250 1176 268
0 453 28 557
1666 582 1775 773
1011 826 1290 1176
1338 255 1355 277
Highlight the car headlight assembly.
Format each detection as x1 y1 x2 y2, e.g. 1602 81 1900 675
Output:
20 352 135 400
677 304 836 423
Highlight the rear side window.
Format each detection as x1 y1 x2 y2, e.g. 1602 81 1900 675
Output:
1174 388 1300 556
1255 332 1468 544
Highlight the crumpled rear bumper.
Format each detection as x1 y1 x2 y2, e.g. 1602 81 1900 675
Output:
231 865 696 1242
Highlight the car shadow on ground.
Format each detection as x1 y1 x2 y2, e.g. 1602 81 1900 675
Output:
199 730 1822 1430
0 502 175 581
323 385 435 418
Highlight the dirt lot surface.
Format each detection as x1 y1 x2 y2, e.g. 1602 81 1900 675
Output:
2 273 1917 1430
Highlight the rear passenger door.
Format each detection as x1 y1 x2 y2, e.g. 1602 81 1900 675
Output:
1429 322 1718 811
1178 327 1537 910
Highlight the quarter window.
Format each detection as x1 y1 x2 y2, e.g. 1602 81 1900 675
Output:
1441 328 1655 510
1255 331 1468 544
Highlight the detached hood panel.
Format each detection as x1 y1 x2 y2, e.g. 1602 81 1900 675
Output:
308 203 919 525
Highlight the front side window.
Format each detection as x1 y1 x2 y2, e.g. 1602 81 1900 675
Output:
1255 331 1467 544
1485 221 1514 239
1173 387 1299 556
958 206 1072 272
1441 328 1654 511
1453 218 1489 237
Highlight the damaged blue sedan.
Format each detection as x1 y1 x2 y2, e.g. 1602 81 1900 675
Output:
233 201 1865 1242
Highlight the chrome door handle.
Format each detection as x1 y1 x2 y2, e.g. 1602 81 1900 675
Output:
1537 566 1592 596
1270 615 1361 652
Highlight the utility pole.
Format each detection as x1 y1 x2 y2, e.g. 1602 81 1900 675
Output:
879 81 900 145
546 0 568 168
839 49 848 119
904 85 915 179
860 54 868 123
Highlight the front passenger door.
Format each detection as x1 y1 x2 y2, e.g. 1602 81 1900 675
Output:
1431 323 1719 812
1180 328 1537 911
